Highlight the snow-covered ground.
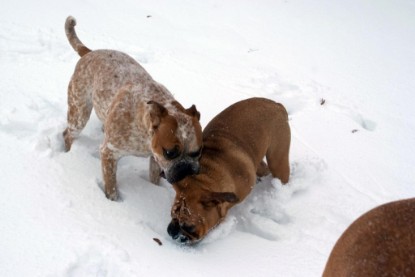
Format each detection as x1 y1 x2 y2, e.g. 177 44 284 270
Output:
1 0 414 276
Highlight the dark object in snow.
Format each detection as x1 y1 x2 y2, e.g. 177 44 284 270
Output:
147 15 152 18
323 198 415 276
153 238 162 246
351 129 358 133
320 98 326 105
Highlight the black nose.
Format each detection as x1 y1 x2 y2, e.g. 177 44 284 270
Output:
167 221 195 244
167 162 199 183
167 220 180 239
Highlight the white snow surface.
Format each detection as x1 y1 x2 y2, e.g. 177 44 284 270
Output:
1 0 415 276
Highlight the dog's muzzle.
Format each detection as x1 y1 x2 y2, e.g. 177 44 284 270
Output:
167 219 198 244
165 161 200 183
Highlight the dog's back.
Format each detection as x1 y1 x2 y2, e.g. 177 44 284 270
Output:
203 97 291 183
323 198 415 276
70 49 163 121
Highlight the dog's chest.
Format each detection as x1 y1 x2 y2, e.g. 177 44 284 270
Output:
107 122 152 157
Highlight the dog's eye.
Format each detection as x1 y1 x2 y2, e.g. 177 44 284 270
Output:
163 145 180 160
201 199 218 209
188 147 202 158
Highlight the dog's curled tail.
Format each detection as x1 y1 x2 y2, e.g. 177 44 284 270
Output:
65 16 92 57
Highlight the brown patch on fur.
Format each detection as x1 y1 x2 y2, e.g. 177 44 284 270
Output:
171 101 200 120
323 198 415 276
147 101 169 129
185 105 200 120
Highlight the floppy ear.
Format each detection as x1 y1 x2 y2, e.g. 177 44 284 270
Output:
147 101 168 129
201 192 239 207
185 105 201 121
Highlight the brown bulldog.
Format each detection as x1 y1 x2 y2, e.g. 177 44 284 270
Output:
63 16 202 200
167 97 291 243
323 198 415 277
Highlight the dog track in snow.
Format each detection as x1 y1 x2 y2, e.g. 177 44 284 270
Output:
246 72 310 116
64 244 132 277
0 20 69 61
247 72 377 132
328 103 377 132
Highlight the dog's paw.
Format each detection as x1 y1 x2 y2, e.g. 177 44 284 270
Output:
105 190 119 201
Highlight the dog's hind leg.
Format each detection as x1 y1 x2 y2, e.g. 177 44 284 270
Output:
266 120 291 184
266 149 290 184
63 81 93 151
266 128 291 184
256 160 270 177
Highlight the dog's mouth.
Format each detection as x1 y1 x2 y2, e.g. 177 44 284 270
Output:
161 161 200 184
159 171 166 179
167 220 201 245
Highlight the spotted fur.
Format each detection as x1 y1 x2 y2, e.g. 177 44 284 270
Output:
63 16 202 200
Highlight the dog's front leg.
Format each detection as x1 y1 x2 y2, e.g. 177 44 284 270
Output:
100 144 119 200
149 155 162 185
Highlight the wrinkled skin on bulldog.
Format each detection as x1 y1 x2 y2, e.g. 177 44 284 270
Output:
167 97 291 243
167 182 239 244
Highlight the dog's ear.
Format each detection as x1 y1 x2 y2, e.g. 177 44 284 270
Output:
147 101 168 129
186 105 201 121
201 192 239 207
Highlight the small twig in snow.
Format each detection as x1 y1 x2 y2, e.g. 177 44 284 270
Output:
153 238 162 246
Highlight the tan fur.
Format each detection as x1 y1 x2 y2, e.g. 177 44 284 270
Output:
64 16 91 57
323 198 415 277
167 98 291 243
63 16 202 200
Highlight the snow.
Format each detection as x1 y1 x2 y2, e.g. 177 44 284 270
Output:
1 0 415 276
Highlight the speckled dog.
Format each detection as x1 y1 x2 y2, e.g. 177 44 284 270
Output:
63 16 202 200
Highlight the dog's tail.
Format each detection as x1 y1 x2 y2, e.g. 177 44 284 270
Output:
65 16 92 57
